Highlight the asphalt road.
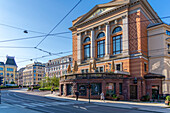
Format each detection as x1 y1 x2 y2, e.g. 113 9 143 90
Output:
0 89 153 113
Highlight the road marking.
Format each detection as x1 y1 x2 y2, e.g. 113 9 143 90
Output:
80 107 87 110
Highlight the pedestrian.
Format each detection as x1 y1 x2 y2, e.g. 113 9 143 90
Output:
51 86 54 94
100 92 105 102
31 86 33 91
75 91 79 101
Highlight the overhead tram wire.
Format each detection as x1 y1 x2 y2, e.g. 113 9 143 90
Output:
0 31 71 43
35 0 82 48
0 16 168 44
0 23 47 35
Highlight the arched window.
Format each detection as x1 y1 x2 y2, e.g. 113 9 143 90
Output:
97 32 105 39
97 40 105 58
112 26 122 34
84 37 90 43
112 27 122 55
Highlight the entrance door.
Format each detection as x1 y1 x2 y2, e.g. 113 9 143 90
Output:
152 85 159 99
130 85 137 99
61 84 64 95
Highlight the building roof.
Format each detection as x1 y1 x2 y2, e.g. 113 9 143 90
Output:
147 23 163 28
144 73 165 79
0 62 4 65
5 56 17 66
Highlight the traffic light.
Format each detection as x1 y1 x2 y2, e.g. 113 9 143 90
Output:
0 77 3 85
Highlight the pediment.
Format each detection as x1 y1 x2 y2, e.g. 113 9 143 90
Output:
74 0 130 26
85 7 115 21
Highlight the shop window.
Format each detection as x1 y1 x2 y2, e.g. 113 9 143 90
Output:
114 83 116 94
78 84 87 96
119 83 122 95
67 84 73 95
91 83 102 95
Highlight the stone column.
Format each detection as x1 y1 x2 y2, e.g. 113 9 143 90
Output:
91 29 95 58
64 83 67 96
122 15 129 56
77 33 82 64
105 23 110 58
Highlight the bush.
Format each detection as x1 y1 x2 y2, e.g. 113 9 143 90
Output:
39 87 59 91
141 95 150 101
0 86 19 89
166 96 170 101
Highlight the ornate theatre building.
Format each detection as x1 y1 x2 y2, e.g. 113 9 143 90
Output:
59 0 170 100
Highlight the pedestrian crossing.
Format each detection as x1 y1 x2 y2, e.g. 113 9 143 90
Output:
2 97 87 109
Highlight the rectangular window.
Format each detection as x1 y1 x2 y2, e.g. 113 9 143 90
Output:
116 64 121 71
81 70 84 73
99 67 103 72
97 40 105 58
168 44 170 54
0 67 3 71
113 35 122 55
144 63 147 72
7 68 13 72
166 30 170 36
119 83 122 95
85 69 88 73
84 44 91 60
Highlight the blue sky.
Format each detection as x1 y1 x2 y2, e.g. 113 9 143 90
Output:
0 0 169 69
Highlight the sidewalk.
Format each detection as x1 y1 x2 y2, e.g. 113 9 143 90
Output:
45 94 170 113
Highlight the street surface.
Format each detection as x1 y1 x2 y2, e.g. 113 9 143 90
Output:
0 89 165 113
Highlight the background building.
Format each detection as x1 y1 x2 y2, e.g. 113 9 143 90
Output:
0 56 17 85
23 62 45 86
148 23 170 95
45 55 72 78
18 67 25 86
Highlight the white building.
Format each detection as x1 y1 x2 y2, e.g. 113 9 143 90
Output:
45 55 72 78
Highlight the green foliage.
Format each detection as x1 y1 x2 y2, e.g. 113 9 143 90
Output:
166 96 170 101
112 94 118 99
0 86 18 89
27 86 41 90
106 90 115 97
141 95 150 101
39 87 59 91
39 76 59 88
10 81 15 84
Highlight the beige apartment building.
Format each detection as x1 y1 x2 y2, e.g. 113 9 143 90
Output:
148 23 170 95
23 62 45 86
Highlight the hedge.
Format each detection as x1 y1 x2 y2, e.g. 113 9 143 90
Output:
27 86 41 90
39 87 59 91
0 86 19 89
